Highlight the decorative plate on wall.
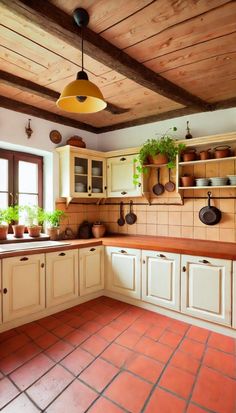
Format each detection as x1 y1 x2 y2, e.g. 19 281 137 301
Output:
49 130 62 144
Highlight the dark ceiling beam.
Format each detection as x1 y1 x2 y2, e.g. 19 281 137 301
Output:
0 70 128 115
1 0 211 111
212 98 236 110
0 95 99 133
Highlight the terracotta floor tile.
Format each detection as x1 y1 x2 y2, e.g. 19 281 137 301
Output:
129 319 150 335
135 336 173 363
80 310 98 321
145 325 166 341
67 315 86 328
125 353 164 383
144 387 186 413
0 377 19 409
0 334 30 358
101 343 133 368
105 371 152 413
64 330 89 347
115 329 141 349
37 316 62 330
80 321 103 335
10 353 55 390
51 323 75 338
60 347 94 376
0 342 41 374
109 319 130 332
192 366 236 413
34 331 58 349
159 331 183 348
187 404 209 413
45 340 73 362
79 358 118 392
80 334 108 357
46 379 97 413
179 338 205 360
0 329 18 344
97 325 121 342
203 347 236 378
186 326 210 344
208 332 236 354
0 393 40 413
91 303 112 314
160 365 195 399
26 364 74 410
94 313 117 325
170 350 200 375
168 320 190 335
22 323 47 340
87 396 125 412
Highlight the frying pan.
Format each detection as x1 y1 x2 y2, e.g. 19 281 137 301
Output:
199 192 221 225
117 202 125 226
125 200 137 225
165 169 175 192
153 168 164 195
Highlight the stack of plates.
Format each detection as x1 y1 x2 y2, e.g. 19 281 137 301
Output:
195 178 210 186
75 165 84 174
75 182 86 192
92 188 102 193
210 177 228 186
227 175 236 185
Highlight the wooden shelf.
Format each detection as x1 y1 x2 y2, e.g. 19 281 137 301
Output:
74 173 88 176
179 185 236 189
92 175 103 178
179 156 236 166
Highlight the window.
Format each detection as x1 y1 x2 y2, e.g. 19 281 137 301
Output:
0 149 43 209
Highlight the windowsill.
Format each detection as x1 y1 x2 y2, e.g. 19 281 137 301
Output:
0 234 50 244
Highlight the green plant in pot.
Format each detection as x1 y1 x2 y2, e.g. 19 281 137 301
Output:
133 127 185 185
45 209 65 240
0 208 12 240
24 205 45 238
7 205 25 238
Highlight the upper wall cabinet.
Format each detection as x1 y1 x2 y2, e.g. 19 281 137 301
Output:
57 146 107 204
107 154 142 197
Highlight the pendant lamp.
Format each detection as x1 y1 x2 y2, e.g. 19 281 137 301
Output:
56 8 107 113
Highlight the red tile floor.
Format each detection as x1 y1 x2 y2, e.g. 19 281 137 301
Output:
0 297 236 412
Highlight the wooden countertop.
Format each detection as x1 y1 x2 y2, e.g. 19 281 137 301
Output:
0 235 235 260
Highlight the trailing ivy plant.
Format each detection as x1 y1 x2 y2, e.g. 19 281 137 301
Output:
133 127 185 185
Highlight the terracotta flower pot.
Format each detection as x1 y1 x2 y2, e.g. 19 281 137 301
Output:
92 223 106 238
148 153 168 165
182 149 196 162
0 224 8 240
46 227 59 241
28 225 42 238
180 176 195 187
12 224 25 238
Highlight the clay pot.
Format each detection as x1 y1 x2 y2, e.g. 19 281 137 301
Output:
182 149 196 162
199 149 211 160
214 146 231 159
12 224 25 238
180 176 195 187
28 225 42 238
46 227 59 241
0 224 8 240
148 153 168 165
66 136 86 148
92 223 106 238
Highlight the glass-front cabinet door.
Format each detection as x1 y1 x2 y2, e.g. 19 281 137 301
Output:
72 155 89 196
71 154 106 198
90 157 106 198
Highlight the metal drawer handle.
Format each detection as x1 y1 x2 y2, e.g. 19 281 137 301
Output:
199 259 210 264
20 257 28 261
121 191 127 195
157 254 166 258
120 250 127 254
90 248 96 252
59 252 66 256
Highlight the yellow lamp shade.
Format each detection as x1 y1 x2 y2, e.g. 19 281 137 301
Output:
56 78 107 113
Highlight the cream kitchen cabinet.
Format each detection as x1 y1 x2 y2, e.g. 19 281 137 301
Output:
2 254 45 322
105 246 141 299
107 154 142 197
142 250 180 311
181 255 232 326
232 262 236 329
46 249 78 308
79 246 104 296
0 261 2 324
57 145 107 204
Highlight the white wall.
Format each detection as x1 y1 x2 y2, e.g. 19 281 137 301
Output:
98 107 236 151
0 108 98 208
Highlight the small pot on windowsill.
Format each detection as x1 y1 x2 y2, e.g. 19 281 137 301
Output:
12 224 25 238
28 225 42 238
0 224 9 240
46 226 60 241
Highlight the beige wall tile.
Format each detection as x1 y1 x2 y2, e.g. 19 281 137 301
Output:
219 228 235 242
157 211 168 225
181 211 194 226
169 211 181 225
206 227 220 241
136 223 146 235
193 227 206 240
168 225 181 237
146 224 157 236
181 226 194 238
146 211 157 224
156 225 168 236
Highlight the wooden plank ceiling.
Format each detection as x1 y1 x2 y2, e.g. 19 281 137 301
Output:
0 0 235 133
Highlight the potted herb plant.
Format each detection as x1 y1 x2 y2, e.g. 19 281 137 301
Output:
133 127 185 185
0 208 12 240
7 205 25 238
24 205 45 237
45 209 65 240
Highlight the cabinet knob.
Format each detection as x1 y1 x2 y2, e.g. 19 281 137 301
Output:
121 191 127 195
199 259 210 264
20 257 28 261
90 248 96 252
59 252 66 256
41 263 45 268
120 157 126 161
3 288 8 294
142 259 145 264
182 266 186 272
138 183 141 187
120 250 127 254
88 193 92 196
157 254 166 258
104 186 107 190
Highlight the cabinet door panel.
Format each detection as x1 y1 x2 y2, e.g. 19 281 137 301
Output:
46 250 78 308
2 254 45 322
142 251 180 310
107 155 141 197
79 246 104 296
181 255 231 325
105 247 141 299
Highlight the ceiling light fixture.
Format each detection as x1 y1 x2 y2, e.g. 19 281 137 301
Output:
56 8 107 113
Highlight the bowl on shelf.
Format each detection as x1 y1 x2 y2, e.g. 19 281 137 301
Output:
209 177 228 186
75 182 86 192
75 165 84 174
92 187 102 193
227 175 236 185
195 178 210 186
180 176 195 187
92 167 101 176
